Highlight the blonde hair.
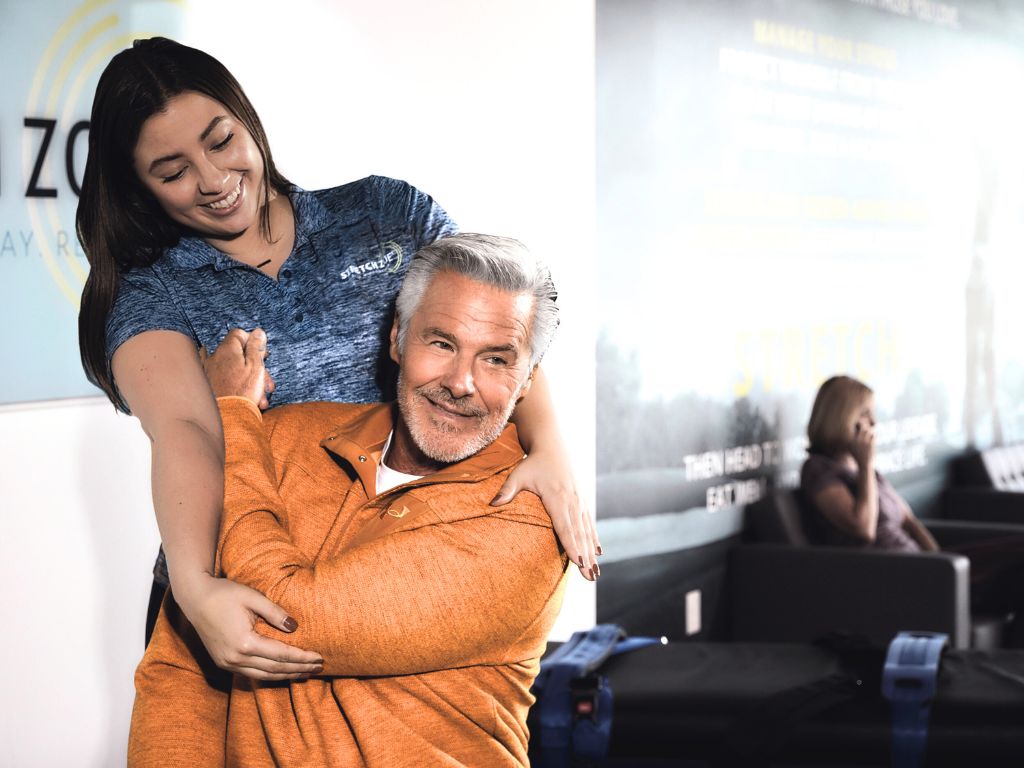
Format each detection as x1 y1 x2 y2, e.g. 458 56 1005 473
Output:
807 375 873 455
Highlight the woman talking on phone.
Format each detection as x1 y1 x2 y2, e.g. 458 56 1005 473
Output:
801 375 938 551
77 37 599 681
802 374 1024 645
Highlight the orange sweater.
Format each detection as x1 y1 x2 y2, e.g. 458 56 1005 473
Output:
129 398 568 767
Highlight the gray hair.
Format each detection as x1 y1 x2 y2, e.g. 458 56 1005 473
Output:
395 233 559 368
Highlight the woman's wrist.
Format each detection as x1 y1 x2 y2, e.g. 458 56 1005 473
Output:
167 567 214 614
527 440 566 466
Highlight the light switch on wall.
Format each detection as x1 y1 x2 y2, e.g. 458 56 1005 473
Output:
685 589 701 636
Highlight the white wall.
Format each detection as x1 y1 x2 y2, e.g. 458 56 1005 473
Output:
1 1 595 765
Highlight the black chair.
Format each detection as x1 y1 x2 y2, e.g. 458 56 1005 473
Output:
943 444 1024 523
730 489 1019 650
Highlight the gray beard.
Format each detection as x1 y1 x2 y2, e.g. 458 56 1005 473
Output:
396 372 518 464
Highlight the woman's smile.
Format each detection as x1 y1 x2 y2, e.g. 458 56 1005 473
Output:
200 177 244 215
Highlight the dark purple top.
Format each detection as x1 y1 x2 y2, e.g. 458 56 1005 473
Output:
800 453 920 552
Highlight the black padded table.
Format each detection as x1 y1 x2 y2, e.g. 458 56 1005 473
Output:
536 641 1024 767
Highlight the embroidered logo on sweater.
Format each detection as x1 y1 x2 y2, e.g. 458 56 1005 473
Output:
339 241 403 280
386 504 411 518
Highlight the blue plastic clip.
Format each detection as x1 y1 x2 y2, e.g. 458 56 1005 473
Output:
881 631 948 768
534 625 662 767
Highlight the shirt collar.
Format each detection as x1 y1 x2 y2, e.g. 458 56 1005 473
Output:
290 185 338 243
320 403 526 496
376 430 425 494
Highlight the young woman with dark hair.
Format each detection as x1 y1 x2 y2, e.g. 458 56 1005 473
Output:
78 37 599 681
78 37 291 407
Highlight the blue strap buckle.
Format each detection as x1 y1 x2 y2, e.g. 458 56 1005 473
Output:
533 625 663 767
881 631 948 768
569 674 603 721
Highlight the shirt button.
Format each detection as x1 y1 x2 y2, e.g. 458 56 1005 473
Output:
295 312 304 322
282 269 292 279
359 455 367 462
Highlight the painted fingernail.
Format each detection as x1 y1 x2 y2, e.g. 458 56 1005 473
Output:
313 666 324 675
594 563 601 578
596 545 604 556
283 617 298 631
578 556 585 568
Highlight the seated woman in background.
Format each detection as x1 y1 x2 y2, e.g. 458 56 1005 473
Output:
801 374 1024 644
801 375 937 552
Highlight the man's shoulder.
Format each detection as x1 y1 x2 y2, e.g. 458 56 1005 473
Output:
406 426 550 526
262 401 380 444
417 465 553 531
263 400 372 426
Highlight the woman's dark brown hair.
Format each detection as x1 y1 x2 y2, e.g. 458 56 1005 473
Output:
77 37 290 411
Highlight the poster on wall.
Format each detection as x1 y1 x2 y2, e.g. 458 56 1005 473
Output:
596 0 1024 627
2 0 182 404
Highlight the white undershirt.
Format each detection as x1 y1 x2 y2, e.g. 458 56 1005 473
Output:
375 430 424 494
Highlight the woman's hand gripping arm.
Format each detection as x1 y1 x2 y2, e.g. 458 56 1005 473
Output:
112 329 323 680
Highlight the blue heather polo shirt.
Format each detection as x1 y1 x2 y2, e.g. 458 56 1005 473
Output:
106 175 457 409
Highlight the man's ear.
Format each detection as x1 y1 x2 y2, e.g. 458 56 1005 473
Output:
389 318 401 364
516 365 537 402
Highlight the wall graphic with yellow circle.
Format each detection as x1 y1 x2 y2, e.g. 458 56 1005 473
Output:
3 0 183 404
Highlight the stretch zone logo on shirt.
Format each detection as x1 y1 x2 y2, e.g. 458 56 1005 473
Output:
340 241 403 280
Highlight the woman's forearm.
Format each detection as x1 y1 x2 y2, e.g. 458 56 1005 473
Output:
112 331 226 600
148 419 225 602
509 366 563 455
902 512 939 551
504 365 600 576
853 461 880 541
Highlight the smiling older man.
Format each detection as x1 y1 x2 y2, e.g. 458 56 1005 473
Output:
128 234 569 767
